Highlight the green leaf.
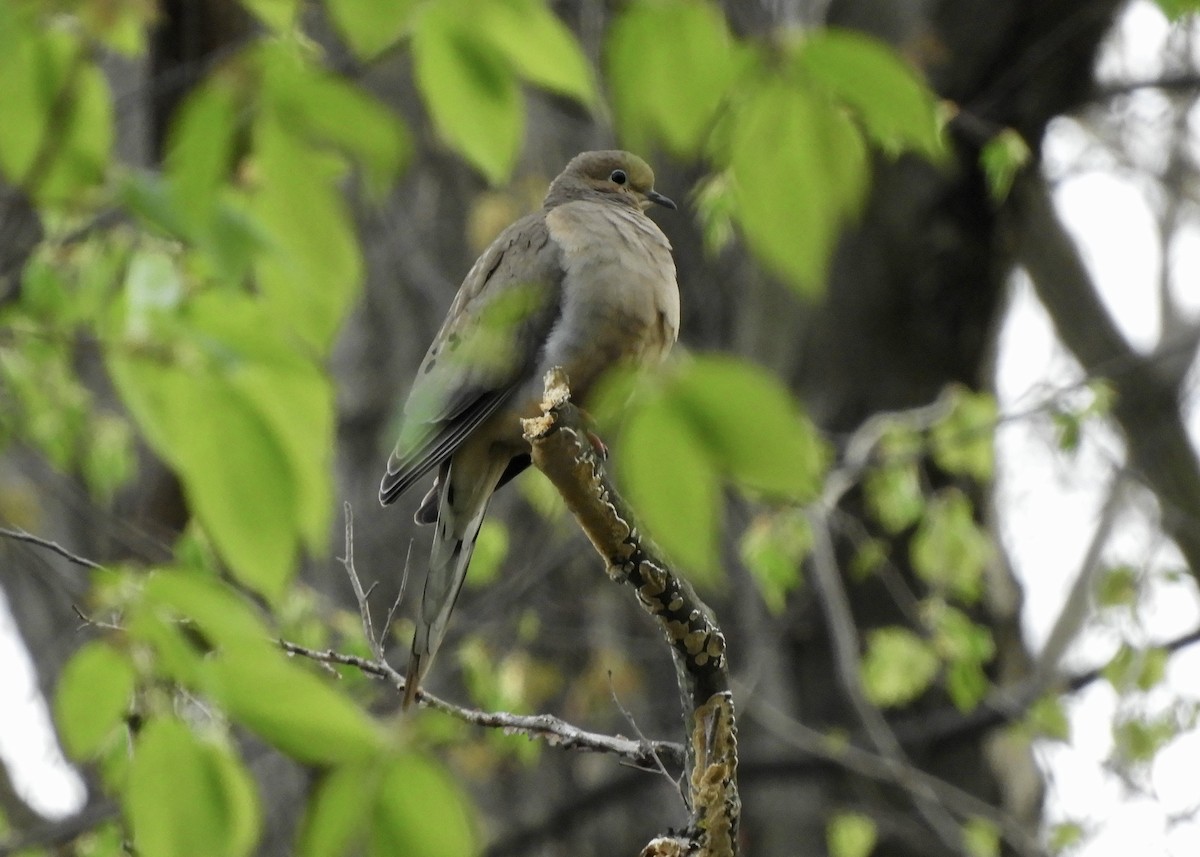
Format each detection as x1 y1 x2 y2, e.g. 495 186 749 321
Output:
203 650 385 765
864 463 924 533
259 42 411 196
620 396 721 584
126 718 261 857
242 0 298 30
798 29 944 159
478 0 596 106
930 387 997 482
411 3 522 183
910 489 991 603
671 356 829 501
369 753 477 857
980 128 1030 202
860 626 938 707
109 351 299 599
143 570 274 651
298 763 378 857
0 24 113 203
1048 821 1086 852
1026 695 1071 742
186 294 335 553
729 75 869 293
1104 645 1168 692
606 0 741 155
1096 564 1139 608
963 817 1000 857
464 518 509 588
325 0 414 59
249 117 364 349
827 812 877 857
164 75 240 233
55 641 134 759
739 511 811 613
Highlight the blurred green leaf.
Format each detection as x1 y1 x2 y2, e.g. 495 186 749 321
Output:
110 350 299 599
672 356 829 501
620 396 721 583
126 718 261 857
249 117 364 349
202 650 385 765
861 626 938 707
864 463 924 534
242 0 298 30
259 42 411 197
980 128 1030 202
910 489 991 603
109 286 335 598
464 518 509 588
369 753 478 857
164 75 240 233
143 570 274 651
739 511 811 613
1113 713 1179 767
1048 821 1086 852
1096 564 1138 608
55 641 134 759
298 763 378 857
1026 695 1071 742
0 22 113 203
963 817 1000 857
607 0 741 156
730 74 869 293
798 28 944 159
479 0 596 106
325 0 414 59
1104 645 1168 692
930 386 997 482
411 3 521 183
827 812 877 857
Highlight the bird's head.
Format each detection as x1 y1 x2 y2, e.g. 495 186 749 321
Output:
546 150 677 212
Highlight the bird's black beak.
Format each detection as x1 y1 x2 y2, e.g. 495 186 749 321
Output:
646 189 677 210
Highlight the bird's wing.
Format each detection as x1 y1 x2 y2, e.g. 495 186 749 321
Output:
380 212 564 504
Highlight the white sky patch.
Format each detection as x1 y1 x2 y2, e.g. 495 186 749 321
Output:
0 592 86 817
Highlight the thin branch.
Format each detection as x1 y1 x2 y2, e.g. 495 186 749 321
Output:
338 502 381 659
742 699 1049 857
0 527 103 570
279 640 685 770
1033 468 1126 682
805 508 965 852
0 799 118 857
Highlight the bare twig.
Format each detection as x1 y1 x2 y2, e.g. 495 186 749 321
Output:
338 502 381 658
609 679 686 797
1033 468 1126 682
805 508 964 851
384 540 413 636
279 640 684 769
0 527 103 570
745 697 1047 857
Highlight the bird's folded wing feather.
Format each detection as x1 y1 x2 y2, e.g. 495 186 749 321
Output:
380 213 564 504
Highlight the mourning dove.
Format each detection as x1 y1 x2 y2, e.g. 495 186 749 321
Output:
380 150 680 708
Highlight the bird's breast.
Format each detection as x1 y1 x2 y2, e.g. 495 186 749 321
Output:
541 202 679 398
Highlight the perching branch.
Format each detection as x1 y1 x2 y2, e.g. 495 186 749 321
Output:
521 367 740 857
278 641 684 769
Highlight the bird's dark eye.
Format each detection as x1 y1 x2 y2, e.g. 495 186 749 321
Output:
610 169 628 185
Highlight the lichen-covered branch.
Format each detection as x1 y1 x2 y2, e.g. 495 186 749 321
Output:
522 367 740 857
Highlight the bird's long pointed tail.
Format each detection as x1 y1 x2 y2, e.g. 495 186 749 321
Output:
403 457 501 709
